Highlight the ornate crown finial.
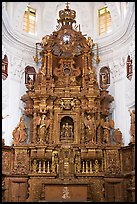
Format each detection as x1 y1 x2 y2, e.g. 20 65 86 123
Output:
57 2 76 27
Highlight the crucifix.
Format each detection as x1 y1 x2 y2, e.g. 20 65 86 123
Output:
66 2 70 9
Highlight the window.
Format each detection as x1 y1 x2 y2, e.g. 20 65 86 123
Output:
98 6 111 36
23 6 36 35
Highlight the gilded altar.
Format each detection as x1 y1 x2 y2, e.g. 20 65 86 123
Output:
2 3 135 202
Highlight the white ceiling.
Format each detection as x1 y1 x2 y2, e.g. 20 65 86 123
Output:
5 2 131 40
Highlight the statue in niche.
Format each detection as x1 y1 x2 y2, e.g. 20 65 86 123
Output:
12 116 28 145
101 117 114 144
84 114 96 144
39 114 51 143
130 110 135 143
61 122 74 140
99 66 110 90
26 76 34 91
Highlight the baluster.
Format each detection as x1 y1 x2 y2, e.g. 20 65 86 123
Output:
86 161 89 173
47 161 50 173
82 161 85 173
38 161 42 173
43 161 46 173
90 161 93 173
33 159 37 174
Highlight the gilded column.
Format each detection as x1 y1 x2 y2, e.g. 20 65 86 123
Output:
32 112 37 144
87 51 92 70
47 50 52 77
81 111 85 143
41 52 47 76
84 52 88 75
82 54 85 88
49 107 53 144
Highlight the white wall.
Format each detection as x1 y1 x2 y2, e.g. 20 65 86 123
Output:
113 79 130 145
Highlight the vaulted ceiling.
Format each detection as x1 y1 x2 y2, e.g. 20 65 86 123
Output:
5 2 131 40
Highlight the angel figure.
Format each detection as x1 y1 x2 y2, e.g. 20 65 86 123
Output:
101 117 114 144
84 114 96 144
87 36 93 48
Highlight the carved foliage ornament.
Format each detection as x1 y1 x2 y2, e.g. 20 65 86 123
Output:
106 150 121 174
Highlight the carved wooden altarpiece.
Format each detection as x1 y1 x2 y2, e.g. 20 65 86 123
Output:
2 3 135 202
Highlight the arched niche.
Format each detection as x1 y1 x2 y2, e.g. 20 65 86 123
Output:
99 66 110 90
25 65 36 84
60 116 74 143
